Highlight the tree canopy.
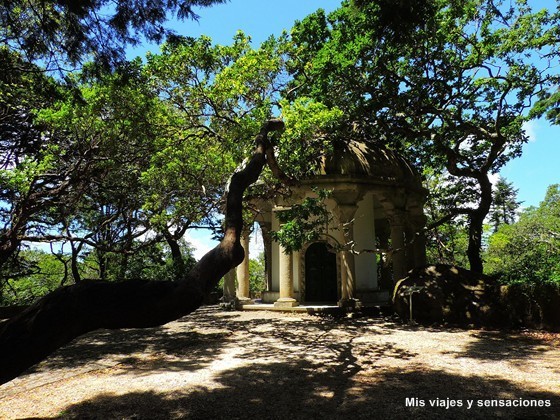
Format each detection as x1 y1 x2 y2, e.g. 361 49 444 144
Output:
1 0 560 384
0 31 290 291
1 0 559 294
486 184 560 284
284 0 560 272
489 177 521 232
0 0 227 70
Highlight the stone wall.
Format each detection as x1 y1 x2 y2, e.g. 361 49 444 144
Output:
392 264 560 331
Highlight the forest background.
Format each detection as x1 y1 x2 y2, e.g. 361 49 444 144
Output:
1 0 559 307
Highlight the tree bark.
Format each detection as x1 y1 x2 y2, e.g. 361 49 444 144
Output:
0 228 23 270
466 174 493 273
69 240 83 283
442 141 495 274
466 212 484 273
163 230 187 280
0 119 284 385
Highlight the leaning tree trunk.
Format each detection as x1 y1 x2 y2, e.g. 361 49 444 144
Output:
0 119 284 385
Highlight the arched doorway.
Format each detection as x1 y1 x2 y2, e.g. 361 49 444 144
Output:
305 242 338 302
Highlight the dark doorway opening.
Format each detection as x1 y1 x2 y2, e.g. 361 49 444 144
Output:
305 242 338 302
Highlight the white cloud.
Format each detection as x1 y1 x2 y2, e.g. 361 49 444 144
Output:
488 173 501 189
522 120 538 142
249 223 265 258
184 231 217 260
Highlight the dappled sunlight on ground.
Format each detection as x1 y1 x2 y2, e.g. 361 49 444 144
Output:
1 306 559 419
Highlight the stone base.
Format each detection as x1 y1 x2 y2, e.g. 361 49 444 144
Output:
274 298 299 308
262 291 301 304
236 297 254 309
338 298 362 309
219 297 238 311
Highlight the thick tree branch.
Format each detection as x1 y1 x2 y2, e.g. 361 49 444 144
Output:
265 143 298 186
0 119 285 385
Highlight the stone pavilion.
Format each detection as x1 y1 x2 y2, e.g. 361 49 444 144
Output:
223 140 427 308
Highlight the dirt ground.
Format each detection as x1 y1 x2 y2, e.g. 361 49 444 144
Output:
1 305 559 419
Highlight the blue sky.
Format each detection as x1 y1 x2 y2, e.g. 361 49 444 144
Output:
501 119 560 209
165 0 342 46
128 0 559 257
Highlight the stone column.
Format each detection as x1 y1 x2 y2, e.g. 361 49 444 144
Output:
236 232 252 304
390 216 407 282
275 245 298 307
340 250 354 301
258 221 273 291
336 203 359 308
222 269 237 308
375 219 393 291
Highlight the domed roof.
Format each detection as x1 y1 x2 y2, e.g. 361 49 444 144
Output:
316 140 421 185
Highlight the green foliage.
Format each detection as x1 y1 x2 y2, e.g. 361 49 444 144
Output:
423 169 470 266
248 252 266 295
0 242 198 306
144 32 284 144
533 89 560 125
3 0 558 287
485 184 560 285
1 1 301 295
0 48 62 196
142 32 287 231
271 189 333 253
425 221 470 268
104 240 197 282
489 177 521 232
1 28 295 288
1 251 65 306
289 0 559 163
33 61 173 281
278 98 343 178
0 49 96 274
286 0 560 272
0 0 227 69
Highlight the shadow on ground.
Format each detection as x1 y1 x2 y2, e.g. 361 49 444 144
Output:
26 328 227 375
57 363 560 419
459 330 554 361
25 309 241 375
10 306 560 419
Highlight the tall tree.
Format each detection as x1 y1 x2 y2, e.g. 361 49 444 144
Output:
422 170 470 267
0 49 94 271
0 29 294 284
285 0 560 272
0 0 229 275
0 58 161 277
486 184 560 283
0 0 227 70
489 177 521 232
0 119 285 385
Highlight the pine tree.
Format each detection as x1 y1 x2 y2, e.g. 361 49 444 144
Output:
490 178 522 232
